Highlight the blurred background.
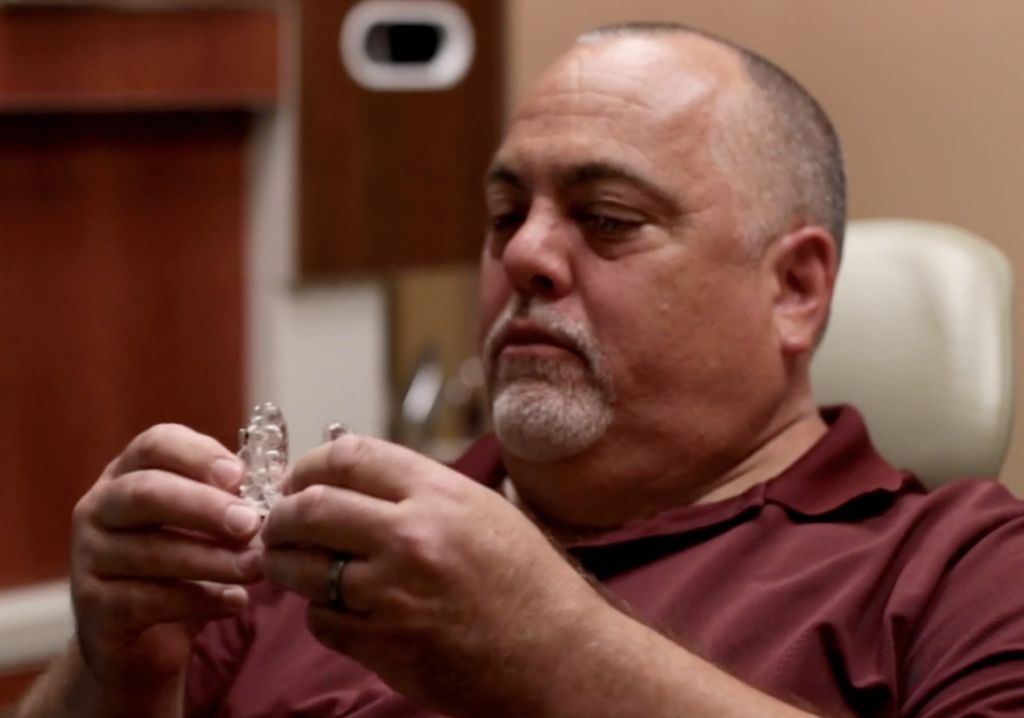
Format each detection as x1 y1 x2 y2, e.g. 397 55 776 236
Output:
2 0 1024 700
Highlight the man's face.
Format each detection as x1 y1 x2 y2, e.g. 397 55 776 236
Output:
479 36 785 471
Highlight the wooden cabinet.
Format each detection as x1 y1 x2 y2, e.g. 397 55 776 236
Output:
0 2 278 589
0 6 278 702
298 0 504 278
0 110 253 587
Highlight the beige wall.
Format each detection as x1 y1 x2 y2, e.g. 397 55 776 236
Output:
508 0 1024 493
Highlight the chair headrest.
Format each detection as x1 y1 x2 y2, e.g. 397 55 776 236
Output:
811 219 1014 488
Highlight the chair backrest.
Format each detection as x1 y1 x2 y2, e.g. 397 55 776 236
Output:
811 219 1014 488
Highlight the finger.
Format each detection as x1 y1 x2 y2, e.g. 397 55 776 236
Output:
288 433 454 501
82 526 263 584
262 546 332 603
265 548 374 612
113 424 243 492
261 485 393 554
91 470 262 542
78 578 251 641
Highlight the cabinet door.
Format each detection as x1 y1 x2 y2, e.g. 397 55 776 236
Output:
0 6 276 703
298 0 504 278
0 111 249 589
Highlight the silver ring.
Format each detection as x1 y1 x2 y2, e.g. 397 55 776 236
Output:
325 553 351 612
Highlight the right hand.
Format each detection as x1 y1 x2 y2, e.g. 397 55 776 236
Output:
70 424 264 691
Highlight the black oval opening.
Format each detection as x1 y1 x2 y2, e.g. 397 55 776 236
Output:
365 23 445 64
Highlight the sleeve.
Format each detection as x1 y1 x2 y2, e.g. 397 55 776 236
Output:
183 582 277 718
900 486 1024 718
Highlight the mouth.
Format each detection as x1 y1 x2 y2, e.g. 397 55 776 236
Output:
493 322 584 363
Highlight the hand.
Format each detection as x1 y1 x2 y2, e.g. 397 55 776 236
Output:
70 424 264 691
261 433 607 717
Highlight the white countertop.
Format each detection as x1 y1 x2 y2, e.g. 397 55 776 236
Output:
0 580 73 674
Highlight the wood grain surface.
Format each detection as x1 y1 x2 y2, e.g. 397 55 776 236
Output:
298 0 504 278
0 111 248 590
0 6 279 112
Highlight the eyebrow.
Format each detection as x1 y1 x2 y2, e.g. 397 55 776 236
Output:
485 163 527 191
485 160 682 216
562 162 680 210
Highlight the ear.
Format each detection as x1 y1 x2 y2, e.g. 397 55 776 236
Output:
766 226 839 355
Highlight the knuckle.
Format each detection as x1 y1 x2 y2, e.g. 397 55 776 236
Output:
71 460 122 533
70 577 102 618
71 491 97 531
230 548 261 582
99 456 121 481
392 514 444 566
122 472 165 511
295 484 332 526
70 524 100 570
327 433 372 475
424 470 466 501
126 423 184 465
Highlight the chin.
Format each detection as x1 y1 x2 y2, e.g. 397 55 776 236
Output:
491 381 613 463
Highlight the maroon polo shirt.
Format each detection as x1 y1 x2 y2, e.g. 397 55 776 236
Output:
185 407 1024 717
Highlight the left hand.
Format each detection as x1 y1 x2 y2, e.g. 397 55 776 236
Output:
260 433 606 717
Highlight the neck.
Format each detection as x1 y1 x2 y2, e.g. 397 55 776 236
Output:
502 398 828 543
692 404 827 504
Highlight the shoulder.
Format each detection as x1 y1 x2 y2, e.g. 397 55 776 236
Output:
847 476 1024 594
891 477 1024 549
883 480 1024 714
899 477 1024 600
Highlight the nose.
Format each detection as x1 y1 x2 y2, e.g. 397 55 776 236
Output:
499 204 573 300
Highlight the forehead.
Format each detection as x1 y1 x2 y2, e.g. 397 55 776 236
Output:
495 35 746 184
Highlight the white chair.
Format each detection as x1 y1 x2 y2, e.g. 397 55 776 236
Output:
811 219 1014 488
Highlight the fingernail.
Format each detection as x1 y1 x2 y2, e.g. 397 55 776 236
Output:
212 457 243 488
221 585 249 611
235 548 263 578
322 422 351 443
225 505 261 537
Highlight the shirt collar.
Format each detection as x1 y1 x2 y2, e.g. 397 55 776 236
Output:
761 405 916 516
451 405 919 545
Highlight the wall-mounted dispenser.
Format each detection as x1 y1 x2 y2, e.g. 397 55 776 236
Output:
340 0 475 92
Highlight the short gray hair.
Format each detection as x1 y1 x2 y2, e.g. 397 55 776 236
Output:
579 22 847 257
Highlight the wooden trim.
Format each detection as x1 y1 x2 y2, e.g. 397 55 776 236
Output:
0 7 279 112
0 668 42 709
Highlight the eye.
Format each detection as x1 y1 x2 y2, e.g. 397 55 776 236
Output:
489 211 526 234
575 211 643 239
484 206 527 254
484 182 529 245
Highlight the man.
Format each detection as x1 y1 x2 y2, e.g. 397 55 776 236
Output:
14 22 1024 718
